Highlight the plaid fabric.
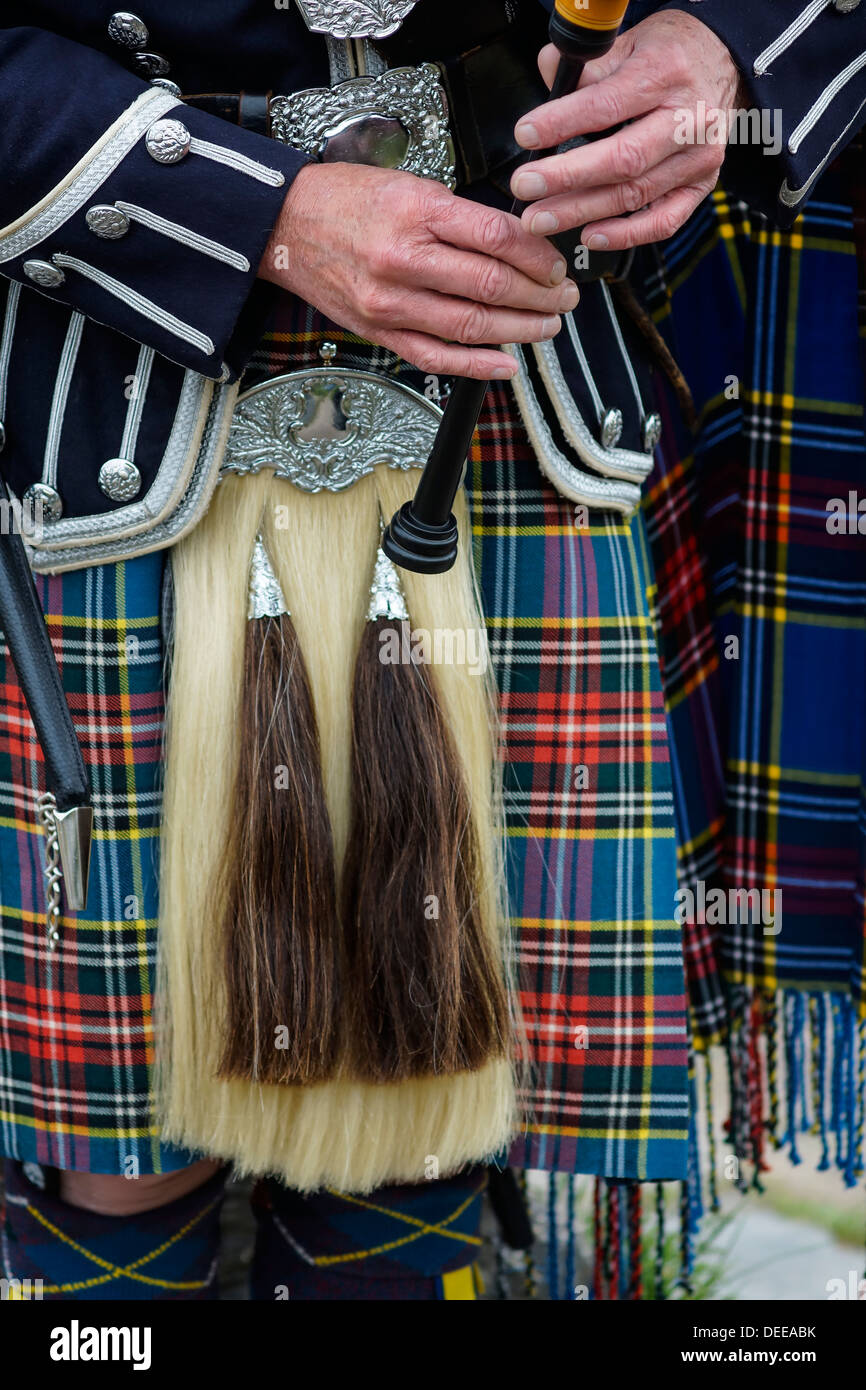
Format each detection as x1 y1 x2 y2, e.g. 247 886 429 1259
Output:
249 301 691 1182
250 1168 484 1300
0 295 691 1181
642 147 866 1040
1 1158 224 1299
0 555 193 1173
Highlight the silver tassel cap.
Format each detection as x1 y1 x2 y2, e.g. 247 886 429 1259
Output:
367 543 409 622
248 534 290 621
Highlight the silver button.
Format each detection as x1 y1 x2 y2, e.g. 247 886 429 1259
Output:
834 0 860 11
150 78 181 96
24 482 63 522
107 12 149 48
86 205 130 240
131 51 171 79
145 118 191 164
99 458 142 502
642 412 663 451
22 259 65 288
600 407 623 450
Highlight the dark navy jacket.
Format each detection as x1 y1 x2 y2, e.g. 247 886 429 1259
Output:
0 1 864 568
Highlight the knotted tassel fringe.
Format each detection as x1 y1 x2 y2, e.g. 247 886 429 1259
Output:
218 535 342 1086
341 539 510 1080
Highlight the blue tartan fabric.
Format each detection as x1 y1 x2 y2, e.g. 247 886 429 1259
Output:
249 1169 484 1301
249 302 691 1183
642 149 866 1036
0 555 193 1173
1 1159 225 1299
0 297 691 1183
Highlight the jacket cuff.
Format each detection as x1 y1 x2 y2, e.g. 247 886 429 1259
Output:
655 1 866 225
0 87 311 381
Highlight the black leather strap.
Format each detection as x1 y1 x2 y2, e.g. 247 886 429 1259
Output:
182 91 273 137
0 476 89 811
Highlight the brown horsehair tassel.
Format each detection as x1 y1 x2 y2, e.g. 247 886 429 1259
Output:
218 536 342 1086
341 542 510 1081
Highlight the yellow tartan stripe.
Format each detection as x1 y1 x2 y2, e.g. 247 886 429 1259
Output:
441 1266 477 1300
515 917 679 931
507 825 675 841
0 1110 159 1141
23 1194 220 1294
726 760 862 786
0 813 156 842
0 901 157 931
527 1123 688 1140
310 1186 482 1268
43 614 159 629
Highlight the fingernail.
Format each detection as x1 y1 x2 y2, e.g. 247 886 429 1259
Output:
513 172 547 199
491 364 515 379
549 257 567 285
541 316 561 339
515 122 540 148
585 233 609 250
559 280 579 311
531 211 559 235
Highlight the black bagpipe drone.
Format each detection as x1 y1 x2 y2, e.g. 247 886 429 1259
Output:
382 0 632 574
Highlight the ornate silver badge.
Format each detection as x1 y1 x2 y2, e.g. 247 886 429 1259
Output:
271 64 456 188
293 0 421 40
221 369 441 494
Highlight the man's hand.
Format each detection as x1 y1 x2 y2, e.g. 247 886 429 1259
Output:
259 162 579 379
510 11 740 250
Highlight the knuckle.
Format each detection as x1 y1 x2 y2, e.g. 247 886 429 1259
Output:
476 258 510 303
357 282 390 322
619 179 648 214
614 136 648 182
654 204 681 241
666 42 691 83
455 301 492 343
412 345 442 373
591 87 623 131
475 209 514 257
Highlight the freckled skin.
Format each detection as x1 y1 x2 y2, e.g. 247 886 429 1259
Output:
511 12 741 251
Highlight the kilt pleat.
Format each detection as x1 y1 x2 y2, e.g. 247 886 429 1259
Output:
0 301 690 1180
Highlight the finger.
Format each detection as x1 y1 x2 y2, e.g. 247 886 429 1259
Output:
537 35 633 93
519 147 714 235
512 108 676 203
425 196 566 287
390 289 562 348
380 329 518 381
410 243 579 315
515 47 667 153
579 183 711 251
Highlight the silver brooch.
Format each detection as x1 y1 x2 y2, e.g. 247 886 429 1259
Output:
222 368 441 494
293 0 422 39
271 64 456 189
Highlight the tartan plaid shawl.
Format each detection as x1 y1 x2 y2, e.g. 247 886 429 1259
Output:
0 297 690 1181
641 149 866 1182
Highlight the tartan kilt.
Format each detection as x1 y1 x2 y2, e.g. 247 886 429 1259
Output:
643 146 866 1040
0 303 690 1180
